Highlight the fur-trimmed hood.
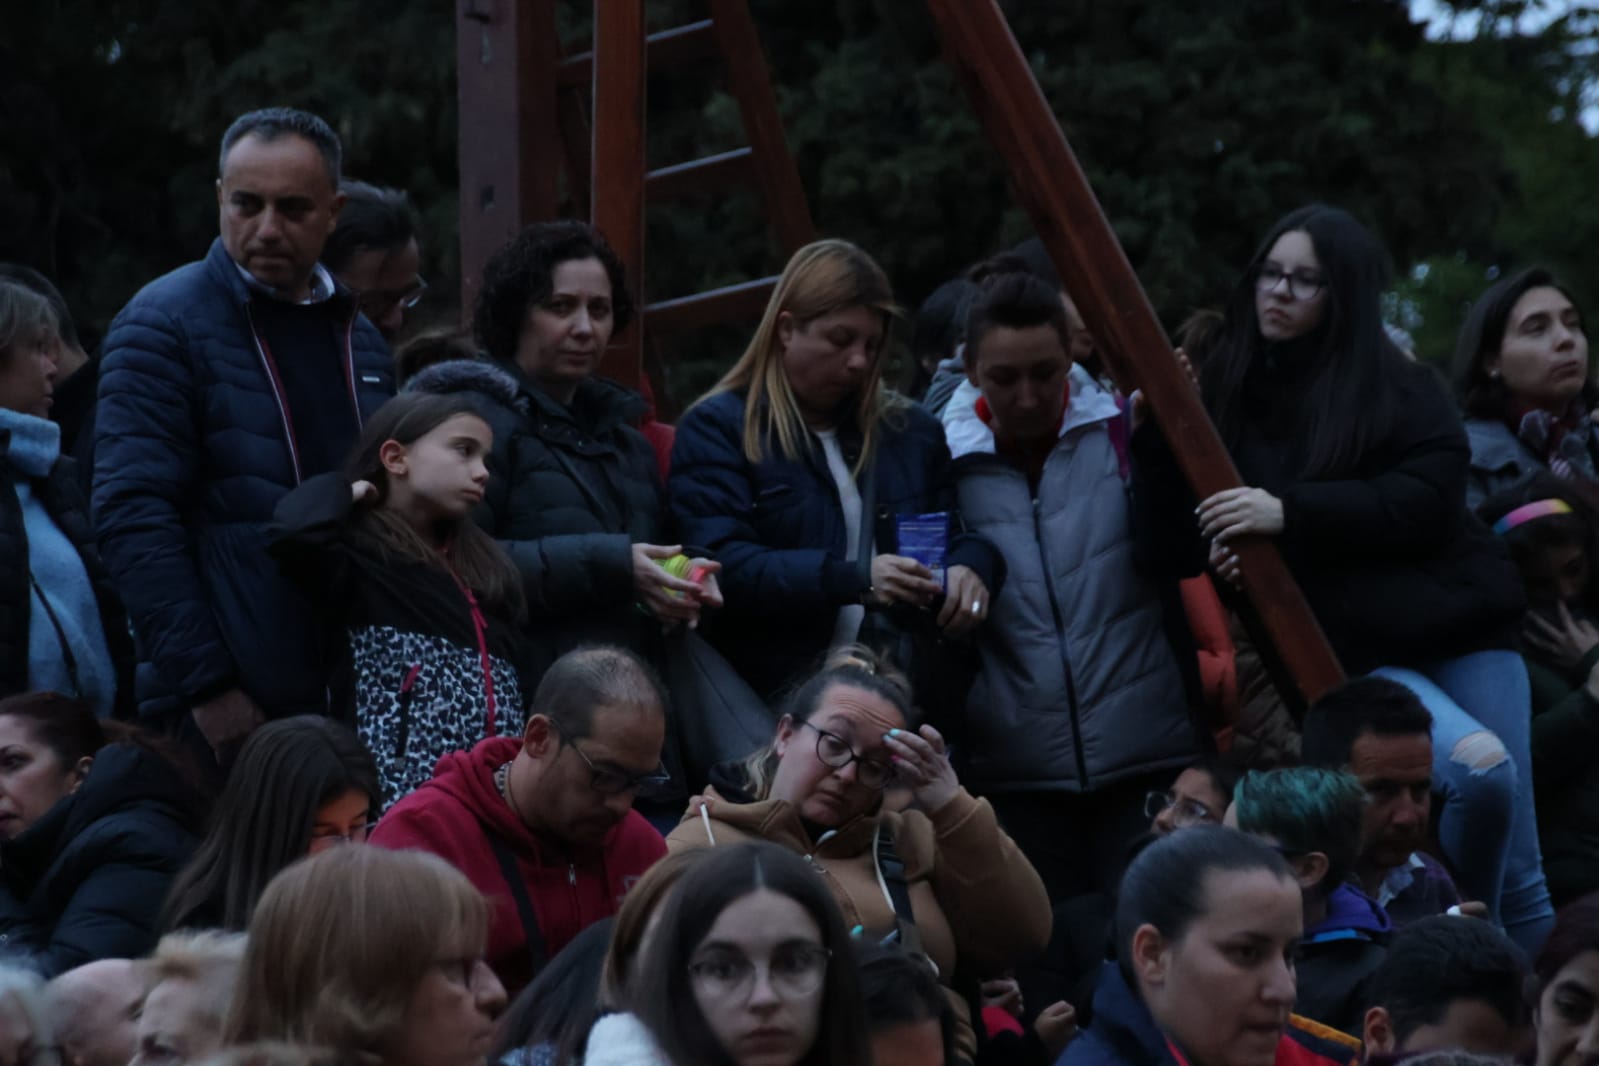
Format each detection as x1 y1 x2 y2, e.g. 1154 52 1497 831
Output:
402 357 522 407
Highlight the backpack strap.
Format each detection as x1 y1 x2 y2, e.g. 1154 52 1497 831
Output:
873 820 924 957
486 831 548 977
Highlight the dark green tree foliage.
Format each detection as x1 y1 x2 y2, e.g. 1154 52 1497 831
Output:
1 0 1591 406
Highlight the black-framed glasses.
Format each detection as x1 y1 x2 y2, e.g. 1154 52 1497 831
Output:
1144 790 1216 828
687 943 832 1000
803 721 895 790
550 717 671 796
1255 263 1326 301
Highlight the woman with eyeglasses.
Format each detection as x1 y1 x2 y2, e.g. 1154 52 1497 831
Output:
1146 756 1240 837
1136 204 1544 951
0 692 199 976
161 715 380 932
586 840 869 1066
665 647 1050 1061
226 846 507 1066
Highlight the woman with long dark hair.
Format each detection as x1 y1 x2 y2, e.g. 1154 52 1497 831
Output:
1140 204 1545 950
1454 267 1591 508
1530 892 1599 1066
161 715 379 931
588 841 870 1066
269 391 534 802
0 692 198 975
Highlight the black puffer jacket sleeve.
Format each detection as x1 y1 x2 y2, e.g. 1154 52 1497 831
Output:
93 303 235 704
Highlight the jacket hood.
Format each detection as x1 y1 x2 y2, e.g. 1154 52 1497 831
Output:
682 784 883 857
943 365 1121 460
404 358 523 407
705 760 757 804
4 743 197 875
1307 882 1392 940
425 736 634 863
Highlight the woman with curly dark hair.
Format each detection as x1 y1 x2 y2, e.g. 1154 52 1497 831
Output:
402 221 720 689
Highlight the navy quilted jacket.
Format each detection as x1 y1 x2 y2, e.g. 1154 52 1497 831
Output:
92 239 394 720
669 390 1004 701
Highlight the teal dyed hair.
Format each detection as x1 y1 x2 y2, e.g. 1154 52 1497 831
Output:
1231 767 1366 899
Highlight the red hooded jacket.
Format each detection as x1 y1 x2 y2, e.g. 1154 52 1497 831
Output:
369 736 666 991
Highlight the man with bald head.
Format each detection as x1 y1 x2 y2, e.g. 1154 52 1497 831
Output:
372 645 671 993
46 959 145 1066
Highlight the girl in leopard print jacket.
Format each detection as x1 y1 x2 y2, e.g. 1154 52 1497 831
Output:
269 392 537 805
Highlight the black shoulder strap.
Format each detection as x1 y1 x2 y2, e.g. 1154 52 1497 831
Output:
486 831 548 977
28 572 82 699
877 822 924 955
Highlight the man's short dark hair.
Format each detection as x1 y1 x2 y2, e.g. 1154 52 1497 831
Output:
323 180 418 273
1365 915 1530 1047
962 270 1072 369
218 107 342 189
0 264 77 349
534 645 666 741
1302 677 1434 770
855 943 954 1054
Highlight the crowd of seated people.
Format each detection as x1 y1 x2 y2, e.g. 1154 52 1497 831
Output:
3 99 1598 1066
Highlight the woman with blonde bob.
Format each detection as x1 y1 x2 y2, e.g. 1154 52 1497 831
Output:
226 847 506 1066
669 239 1003 708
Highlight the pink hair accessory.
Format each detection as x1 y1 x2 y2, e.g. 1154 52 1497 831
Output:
1493 498 1573 536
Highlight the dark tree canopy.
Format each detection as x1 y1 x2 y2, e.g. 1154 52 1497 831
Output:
1 0 1592 402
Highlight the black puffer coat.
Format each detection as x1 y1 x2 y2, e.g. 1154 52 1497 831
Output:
0 448 134 715
404 360 669 667
0 742 199 976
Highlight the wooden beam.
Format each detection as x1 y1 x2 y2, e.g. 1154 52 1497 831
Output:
456 0 559 318
559 20 718 87
643 276 780 334
646 148 756 200
924 0 1345 703
706 0 816 254
591 0 647 389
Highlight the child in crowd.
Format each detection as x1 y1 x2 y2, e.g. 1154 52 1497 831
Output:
1480 476 1599 907
1228 767 1390 1037
269 392 534 803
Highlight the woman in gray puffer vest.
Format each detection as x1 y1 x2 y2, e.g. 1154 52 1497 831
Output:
941 271 1197 904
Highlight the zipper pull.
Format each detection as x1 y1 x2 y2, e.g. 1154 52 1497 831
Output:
568 863 577 886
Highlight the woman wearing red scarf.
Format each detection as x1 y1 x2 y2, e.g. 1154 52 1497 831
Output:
1456 267 1592 509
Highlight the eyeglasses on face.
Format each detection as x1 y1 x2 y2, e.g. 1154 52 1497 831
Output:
802 721 895 790
355 277 428 316
687 943 831 1000
550 717 671 796
1255 263 1326 301
308 821 372 852
1144 790 1215 828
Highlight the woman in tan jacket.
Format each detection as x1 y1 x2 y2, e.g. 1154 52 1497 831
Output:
665 648 1052 1061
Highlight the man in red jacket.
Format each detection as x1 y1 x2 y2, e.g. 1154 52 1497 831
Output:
371 645 670 991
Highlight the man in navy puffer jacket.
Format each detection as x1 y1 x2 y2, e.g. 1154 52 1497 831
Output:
92 108 393 758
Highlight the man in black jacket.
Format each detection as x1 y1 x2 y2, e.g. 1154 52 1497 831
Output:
93 108 394 761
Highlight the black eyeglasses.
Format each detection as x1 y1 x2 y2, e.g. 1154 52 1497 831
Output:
803 722 895 790
550 717 671 796
1256 263 1326 301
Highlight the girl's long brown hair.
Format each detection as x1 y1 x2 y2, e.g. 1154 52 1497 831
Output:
341 393 524 622
697 239 905 478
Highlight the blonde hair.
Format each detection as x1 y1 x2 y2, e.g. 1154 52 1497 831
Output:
143 931 246 1037
738 645 914 802
225 848 490 1063
194 1043 353 1066
701 239 906 477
